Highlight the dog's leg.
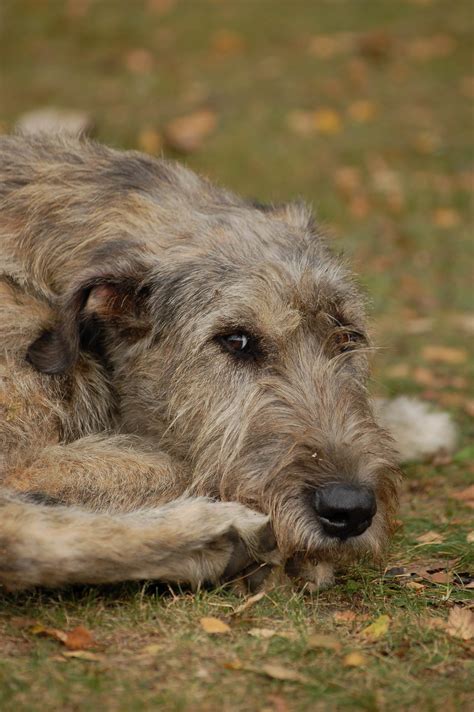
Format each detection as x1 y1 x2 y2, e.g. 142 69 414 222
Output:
0 491 279 590
5 434 194 512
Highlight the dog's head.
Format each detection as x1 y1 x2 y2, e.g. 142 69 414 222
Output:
27 143 400 565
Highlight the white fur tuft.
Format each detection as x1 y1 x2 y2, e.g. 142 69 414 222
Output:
374 396 459 463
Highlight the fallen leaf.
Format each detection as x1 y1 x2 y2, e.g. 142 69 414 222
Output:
343 651 368 667
432 208 461 228
333 166 361 196
63 626 95 650
348 100 377 123
446 606 474 640
358 30 392 61
164 110 218 153
248 628 277 640
451 485 474 508
137 128 162 155
416 531 444 545
313 108 343 135
429 571 453 585
387 363 410 379
140 643 162 655
422 345 467 364
466 532 474 543
361 614 390 640
62 651 103 662
232 590 266 615
211 29 245 55
259 664 309 684
333 610 358 624
124 48 154 74
287 110 315 136
248 628 296 641
405 581 425 590
200 617 231 634
223 659 243 670
307 634 341 651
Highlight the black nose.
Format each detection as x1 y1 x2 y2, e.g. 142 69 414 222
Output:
314 484 376 540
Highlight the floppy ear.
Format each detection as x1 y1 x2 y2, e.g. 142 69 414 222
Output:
27 265 151 375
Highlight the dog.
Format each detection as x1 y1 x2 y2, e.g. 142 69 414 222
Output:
0 135 456 591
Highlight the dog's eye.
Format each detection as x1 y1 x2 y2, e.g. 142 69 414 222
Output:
334 330 364 353
216 332 260 361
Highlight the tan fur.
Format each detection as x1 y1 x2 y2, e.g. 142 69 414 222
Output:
0 135 400 590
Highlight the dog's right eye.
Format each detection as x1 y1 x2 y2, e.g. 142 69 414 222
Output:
215 332 261 361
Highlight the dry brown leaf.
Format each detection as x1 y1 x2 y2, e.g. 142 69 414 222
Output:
405 581 425 591
446 606 474 640
451 485 474 507
361 614 390 640
307 633 341 651
424 616 446 630
432 208 461 228
387 363 410 379
412 367 437 387
333 166 361 196
416 531 444 545
62 651 103 662
124 48 154 74
200 617 231 634
164 110 218 153
422 345 467 364
211 29 245 55
259 664 309 684
358 31 392 61
232 590 266 615
343 651 368 667
429 571 452 585
63 626 95 650
313 108 343 135
333 610 358 624
466 532 474 544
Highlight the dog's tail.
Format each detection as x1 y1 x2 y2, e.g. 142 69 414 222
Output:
374 396 459 463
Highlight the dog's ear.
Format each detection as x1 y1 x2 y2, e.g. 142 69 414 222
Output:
27 264 151 375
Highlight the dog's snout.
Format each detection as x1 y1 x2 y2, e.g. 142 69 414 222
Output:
314 484 376 540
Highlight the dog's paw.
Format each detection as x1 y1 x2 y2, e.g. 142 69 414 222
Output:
285 556 335 590
183 499 280 590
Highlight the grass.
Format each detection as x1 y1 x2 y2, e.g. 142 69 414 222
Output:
0 0 473 710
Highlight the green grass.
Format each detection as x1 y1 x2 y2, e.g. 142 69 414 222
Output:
0 0 473 710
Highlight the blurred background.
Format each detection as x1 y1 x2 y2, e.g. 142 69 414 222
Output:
1 0 472 412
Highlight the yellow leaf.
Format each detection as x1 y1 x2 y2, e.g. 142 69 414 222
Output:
307 634 341 651
361 614 390 640
343 651 368 667
446 606 474 640
466 532 474 543
313 108 342 135
200 617 231 634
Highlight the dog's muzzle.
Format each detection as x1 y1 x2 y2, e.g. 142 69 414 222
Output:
314 484 376 540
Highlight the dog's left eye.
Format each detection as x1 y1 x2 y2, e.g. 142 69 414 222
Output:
216 332 260 361
334 330 364 353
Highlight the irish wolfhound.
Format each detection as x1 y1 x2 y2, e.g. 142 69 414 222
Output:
0 135 453 592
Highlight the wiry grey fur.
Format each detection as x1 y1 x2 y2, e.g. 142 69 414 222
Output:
0 135 402 591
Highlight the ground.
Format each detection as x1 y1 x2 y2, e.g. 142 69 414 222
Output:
0 1 473 710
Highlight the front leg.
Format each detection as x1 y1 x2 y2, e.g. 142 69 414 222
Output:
5 434 190 512
0 492 280 590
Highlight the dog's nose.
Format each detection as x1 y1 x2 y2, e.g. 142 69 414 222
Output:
314 484 376 539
